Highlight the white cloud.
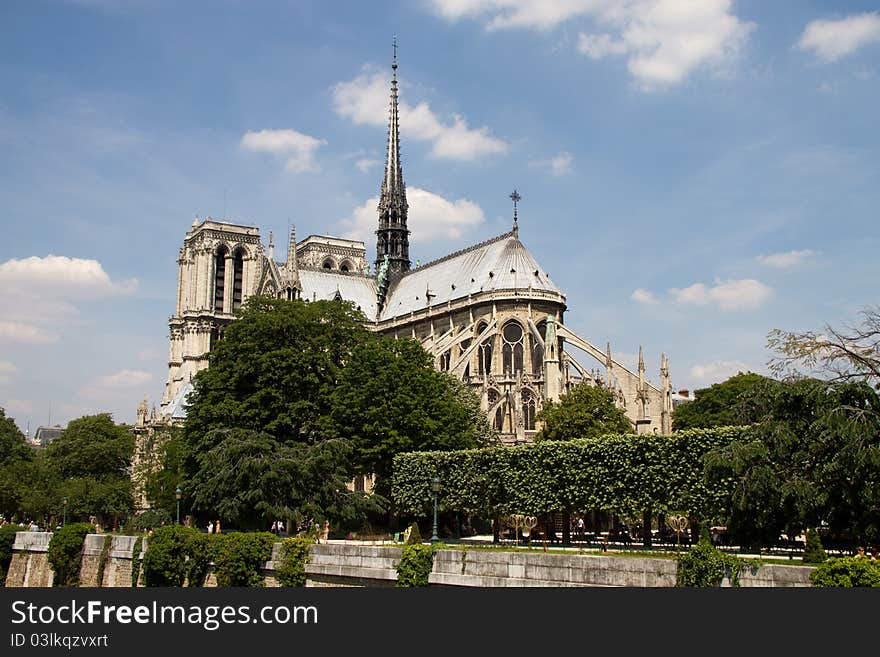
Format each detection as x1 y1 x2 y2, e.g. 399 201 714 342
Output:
689 360 752 385
529 151 574 175
339 187 486 244
796 12 880 62
0 361 17 385
240 128 327 172
0 399 34 418
96 369 154 388
0 255 137 298
355 158 381 172
332 71 507 161
669 278 772 311
0 320 58 345
429 0 754 88
756 249 818 268
631 288 659 305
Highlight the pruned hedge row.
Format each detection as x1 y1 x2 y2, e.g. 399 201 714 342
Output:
392 427 746 518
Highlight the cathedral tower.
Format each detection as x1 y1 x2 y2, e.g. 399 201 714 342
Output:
375 37 411 278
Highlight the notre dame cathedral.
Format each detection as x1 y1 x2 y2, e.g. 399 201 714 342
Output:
133 49 673 503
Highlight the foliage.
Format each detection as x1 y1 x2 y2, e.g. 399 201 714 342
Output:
142 525 198 587
768 305 880 386
275 537 313 587
132 509 172 532
130 536 143 587
0 407 31 467
536 383 633 441
676 527 752 587
392 427 744 522
810 557 880 587
143 427 186 519
47 522 93 587
1 453 61 525
396 542 444 587
672 372 772 431
0 524 20 586
704 378 880 549
802 528 827 564
183 296 370 446
184 531 215 587
95 534 113 587
212 532 276 587
405 522 422 545
328 336 488 497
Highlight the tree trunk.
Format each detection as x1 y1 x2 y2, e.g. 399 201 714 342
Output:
642 509 652 547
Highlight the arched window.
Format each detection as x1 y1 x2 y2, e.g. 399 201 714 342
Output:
502 322 524 374
488 389 504 432
340 260 351 273
476 323 492 375
214 246 228 312
440 350 451 371
322 258 334 270
522 390 536 430
232 249 244 311
533 321 546 375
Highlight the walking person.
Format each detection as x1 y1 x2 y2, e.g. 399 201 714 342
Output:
207 520 214 534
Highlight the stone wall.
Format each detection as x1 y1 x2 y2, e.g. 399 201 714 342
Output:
4 534 814 588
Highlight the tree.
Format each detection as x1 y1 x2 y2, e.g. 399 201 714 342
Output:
183 296 370 450
0 407 31 467
768 306 880 386
705 377 880 549
44 414 134 527
326 336 487 497
535 383 632 441
672 372 771 431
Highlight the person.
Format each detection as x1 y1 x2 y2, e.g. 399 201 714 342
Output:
856 546 866 559
576 517 585 539
215 519 221 535
870 549 878 561
207 521 214 534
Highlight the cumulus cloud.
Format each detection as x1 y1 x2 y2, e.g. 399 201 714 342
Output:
240 128 327 172
0 320 59 345
670 278 772 311
631 288 659 305
756 249 818 268
332 71 507 161
796 12 880 61
96 369 153 388
428 0 754 88
355 158 381 172
339 187 486 244
689 360 753 385
529 151 574 175
0 255 137 298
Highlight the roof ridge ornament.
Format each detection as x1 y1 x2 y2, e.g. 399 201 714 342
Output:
510 189 521 238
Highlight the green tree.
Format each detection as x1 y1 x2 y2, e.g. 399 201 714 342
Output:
183 296 370 449
327 336 487 497
144 427 186 520
672 372 770 431
535 383 632 441
0 407 31 467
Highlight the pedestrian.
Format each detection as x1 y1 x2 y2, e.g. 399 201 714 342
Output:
856 546 866 559
215 519 221 534
207 521 214 534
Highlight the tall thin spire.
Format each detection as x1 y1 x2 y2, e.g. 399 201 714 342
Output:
510 189 520 237
375 34 410 278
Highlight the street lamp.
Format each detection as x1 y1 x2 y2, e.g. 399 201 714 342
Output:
430 476 441 543
175 487 182 525
62 497 68 527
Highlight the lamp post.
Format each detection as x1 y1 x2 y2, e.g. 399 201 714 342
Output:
62 496 68 527
430 476 440 543
175 487 182 525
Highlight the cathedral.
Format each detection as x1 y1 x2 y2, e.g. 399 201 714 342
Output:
144 49 674 451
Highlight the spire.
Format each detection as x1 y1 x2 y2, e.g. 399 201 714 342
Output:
268 231 274 260
510 189 520 237
375 34 411 277
286 224 297 271
638 346 645 374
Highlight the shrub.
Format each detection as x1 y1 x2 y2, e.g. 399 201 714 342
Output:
131 536 143 587
802 528 827 564
0 524 19 587
810 557 880 587
212 532 275 587
48 523 94 587
276 537 313 587
142 525 197 587
132 509 172 533
185 532 215 587
405 522 422 545
396 543 443 587
677 528 751 587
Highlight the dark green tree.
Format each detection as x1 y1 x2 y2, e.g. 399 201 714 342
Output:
803 528 827 564
183 296 370 449
143 427 187 520
327 336 487 497
672 372 770 431
535 383 633 441
0 408 31 467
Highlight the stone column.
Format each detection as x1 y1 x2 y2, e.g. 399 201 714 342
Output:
223 253 234 314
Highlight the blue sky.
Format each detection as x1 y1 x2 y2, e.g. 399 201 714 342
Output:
1 0 879 433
